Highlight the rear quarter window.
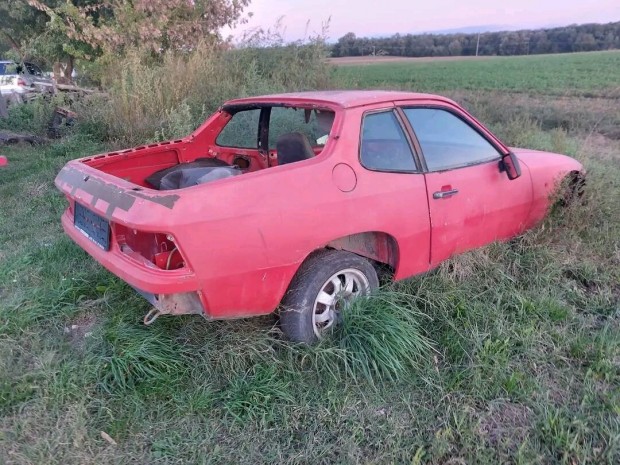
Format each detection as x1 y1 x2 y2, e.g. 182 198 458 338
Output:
216 109 261 148
360 111 417 172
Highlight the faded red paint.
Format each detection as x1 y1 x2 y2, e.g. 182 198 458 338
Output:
54 91 583 320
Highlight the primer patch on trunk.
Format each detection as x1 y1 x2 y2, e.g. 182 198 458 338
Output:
56 165 180 218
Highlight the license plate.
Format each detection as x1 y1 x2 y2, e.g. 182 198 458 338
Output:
74 202 110 251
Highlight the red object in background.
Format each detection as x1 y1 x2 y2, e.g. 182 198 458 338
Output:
0 156 7 167
54 91 583 328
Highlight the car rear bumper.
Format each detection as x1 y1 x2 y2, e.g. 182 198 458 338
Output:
0 87 27 95
61 209 199 296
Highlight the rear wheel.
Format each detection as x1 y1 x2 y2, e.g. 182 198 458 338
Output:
280 250 379 344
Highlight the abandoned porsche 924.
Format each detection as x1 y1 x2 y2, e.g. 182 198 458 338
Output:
55 91 584 343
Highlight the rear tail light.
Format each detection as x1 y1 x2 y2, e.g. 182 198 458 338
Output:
114 225 186 270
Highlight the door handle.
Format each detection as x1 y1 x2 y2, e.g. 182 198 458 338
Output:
433 188 459 199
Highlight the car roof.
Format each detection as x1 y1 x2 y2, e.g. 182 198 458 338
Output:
224 90 456 109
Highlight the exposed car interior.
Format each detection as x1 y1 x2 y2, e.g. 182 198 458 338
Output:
122 105 337 190
275 132 316 166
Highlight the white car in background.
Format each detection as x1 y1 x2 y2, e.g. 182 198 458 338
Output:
0 60 55 97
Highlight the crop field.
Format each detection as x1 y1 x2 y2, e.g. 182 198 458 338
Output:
0 51 619 464
335 50 620 96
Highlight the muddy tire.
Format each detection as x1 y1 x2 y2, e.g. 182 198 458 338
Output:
559 171 586 207
280 250 379 344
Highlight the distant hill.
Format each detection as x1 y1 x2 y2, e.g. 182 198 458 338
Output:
422 25 512 35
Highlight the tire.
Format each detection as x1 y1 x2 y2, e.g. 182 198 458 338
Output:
280 249 379 344
558 171 586 207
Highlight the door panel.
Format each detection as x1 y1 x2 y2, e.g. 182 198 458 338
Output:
354 107 431 279
426 161 532 265
400 105 533 265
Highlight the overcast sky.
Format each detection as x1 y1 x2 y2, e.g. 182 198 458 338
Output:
223 0 620 42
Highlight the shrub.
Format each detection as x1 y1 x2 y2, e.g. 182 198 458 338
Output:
76 38 333 145
0 94 72 136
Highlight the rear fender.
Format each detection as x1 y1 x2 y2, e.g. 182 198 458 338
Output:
327 231 399 271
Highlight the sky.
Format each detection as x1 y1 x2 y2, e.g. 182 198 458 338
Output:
223 0 620 42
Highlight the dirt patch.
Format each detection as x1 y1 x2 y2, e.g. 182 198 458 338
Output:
65 310 100 351
579 133 620 160
477 400 533 450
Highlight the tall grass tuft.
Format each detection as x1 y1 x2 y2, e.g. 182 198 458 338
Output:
333 291 435 382
77 38 332 145
96 322 188 392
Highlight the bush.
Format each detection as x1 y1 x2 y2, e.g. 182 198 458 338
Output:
76 39 333 145
0 94 72 136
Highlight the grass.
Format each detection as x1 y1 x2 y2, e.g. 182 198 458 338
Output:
335 50 620 97
0 50 619 464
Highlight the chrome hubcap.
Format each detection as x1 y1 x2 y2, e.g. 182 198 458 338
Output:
312 268 370 338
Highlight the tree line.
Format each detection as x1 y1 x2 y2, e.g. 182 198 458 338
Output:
331 22 620 58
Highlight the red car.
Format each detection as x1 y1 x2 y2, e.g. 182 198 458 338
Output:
55 91 583 343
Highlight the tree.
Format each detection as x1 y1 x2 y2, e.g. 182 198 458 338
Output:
447 39 462 56
0 0 49 58
574 32 597 51
333 32 358 57
2 0 251 81
27 0 250 55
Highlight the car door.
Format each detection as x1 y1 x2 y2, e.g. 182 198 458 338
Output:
400 106 533 266
353 107 432 279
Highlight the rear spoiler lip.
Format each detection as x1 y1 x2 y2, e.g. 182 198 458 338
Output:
55 160 181 222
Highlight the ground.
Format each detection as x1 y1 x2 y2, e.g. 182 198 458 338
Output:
0 51 619 464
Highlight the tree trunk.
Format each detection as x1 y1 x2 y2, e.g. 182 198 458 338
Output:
0 94 8 118
53 57 75 85
64 56 74 83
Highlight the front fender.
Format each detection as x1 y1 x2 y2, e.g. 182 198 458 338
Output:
512 148 584 226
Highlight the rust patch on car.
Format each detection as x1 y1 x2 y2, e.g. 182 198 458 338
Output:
56 165 179 217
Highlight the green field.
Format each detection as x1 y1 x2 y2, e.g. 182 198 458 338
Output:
335 51 620 96
1 51 619 464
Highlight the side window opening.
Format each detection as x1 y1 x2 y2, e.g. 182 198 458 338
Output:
25 63 43 76
403 108 500 171
0 63 19 75
215 109 261 149
360 111 417 172
268 107 334 150
215 105 336 167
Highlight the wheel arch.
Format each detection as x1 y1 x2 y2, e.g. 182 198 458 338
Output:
324 231 400 272
277 231 400 310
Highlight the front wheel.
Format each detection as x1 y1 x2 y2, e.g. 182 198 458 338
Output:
279 250 379 344
558 171 586 207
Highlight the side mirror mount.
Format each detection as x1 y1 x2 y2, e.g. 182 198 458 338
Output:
500 152 522 180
